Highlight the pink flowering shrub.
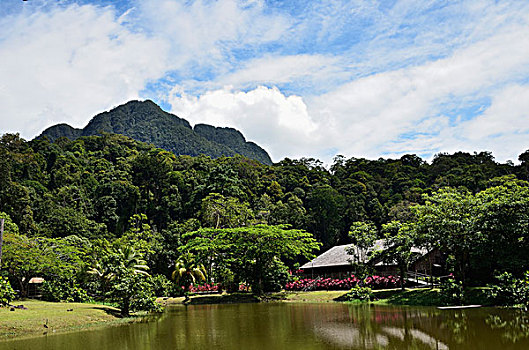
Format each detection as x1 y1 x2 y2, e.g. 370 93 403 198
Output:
189 283 219 293
189 283 252 293
284 275 401 291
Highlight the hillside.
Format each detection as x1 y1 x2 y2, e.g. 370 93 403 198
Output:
37 100 272 164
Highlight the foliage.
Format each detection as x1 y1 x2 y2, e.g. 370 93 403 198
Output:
200 193 254 229
89 244 156 316
150 274 173 297
0 276 16 306
41 279 92 303
440 276 465 305
172 252 207 293
285 275 400 291
487 271 529 309
189 283 219 293
343 285 374 301
2 231 88 297
3 130 529 297
261 257 290 292
286 276 360 291
181 225 320 294
380 221 418 289
108 273 161 316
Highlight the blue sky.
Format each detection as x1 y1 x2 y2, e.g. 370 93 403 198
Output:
1 0 529 163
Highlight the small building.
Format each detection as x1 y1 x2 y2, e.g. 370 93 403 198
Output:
28 277 45 298
300 240 442 279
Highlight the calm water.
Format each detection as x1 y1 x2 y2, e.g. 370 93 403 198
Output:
2 303 529 349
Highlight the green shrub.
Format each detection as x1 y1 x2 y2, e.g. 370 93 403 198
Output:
344 285 374 301
262 258 290 293
440 276 464 305
151 274 173 297
42 279 92 303
108 274 162 316
487 271 529 309
0 276 16 306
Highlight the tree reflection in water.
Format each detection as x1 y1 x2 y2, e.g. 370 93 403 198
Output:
313 304 449 349
487 310 529 343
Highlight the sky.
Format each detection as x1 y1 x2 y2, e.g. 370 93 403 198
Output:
1 0 529 164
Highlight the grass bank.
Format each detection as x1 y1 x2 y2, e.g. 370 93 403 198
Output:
269 290 348 303
157 293 260 305
371 287 491 306
271 287 492 306
0 300 137 340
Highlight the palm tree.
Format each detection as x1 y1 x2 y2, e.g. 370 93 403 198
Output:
89 246 149 294
116 246 150 276
172 252 206 294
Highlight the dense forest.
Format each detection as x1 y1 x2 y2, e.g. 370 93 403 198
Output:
1 132 529 312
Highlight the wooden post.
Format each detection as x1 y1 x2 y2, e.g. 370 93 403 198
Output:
0 218 4 268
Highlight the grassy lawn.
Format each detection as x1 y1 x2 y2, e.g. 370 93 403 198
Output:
271 287 492 306
157 293 261 305
372 288 444 306
0 300 134 340
269 290 349 303
158 288 488 306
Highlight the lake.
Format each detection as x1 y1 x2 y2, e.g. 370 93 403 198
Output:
2 303 529 349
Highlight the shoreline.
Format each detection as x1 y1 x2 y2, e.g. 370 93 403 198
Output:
0 288 492 341
0 300 142 341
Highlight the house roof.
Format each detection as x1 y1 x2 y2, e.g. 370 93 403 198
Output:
28 277 45 284
301 240 429 269
301 240 386 269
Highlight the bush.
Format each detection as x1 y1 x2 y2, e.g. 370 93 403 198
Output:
487 271 529 309
151 274 173 297
189 283 219 293
343 285 373 301
440 276 464 305
108 274 162 316
41 279 92 303
262 258 290 293
284 275 400 291
0 276 16 306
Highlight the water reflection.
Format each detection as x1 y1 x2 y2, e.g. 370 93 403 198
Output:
2 303 529 349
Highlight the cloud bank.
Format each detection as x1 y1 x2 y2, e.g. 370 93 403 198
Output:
1 0 529 163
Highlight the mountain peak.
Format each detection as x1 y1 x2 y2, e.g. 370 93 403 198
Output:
37 100 272 164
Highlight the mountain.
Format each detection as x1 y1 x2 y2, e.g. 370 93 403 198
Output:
37 100 272 164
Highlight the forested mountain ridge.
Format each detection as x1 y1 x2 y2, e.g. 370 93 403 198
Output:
37 100 273 165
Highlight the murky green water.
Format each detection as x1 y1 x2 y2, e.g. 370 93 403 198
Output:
2 303 529 349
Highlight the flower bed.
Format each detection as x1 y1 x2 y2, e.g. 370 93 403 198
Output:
189 283 219 293
285 275 401 291
189 283 251 293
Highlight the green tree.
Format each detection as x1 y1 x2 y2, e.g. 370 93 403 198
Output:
381 221 418 290
172 252 207 294
413 188 478 284
347 221 378 277
200 193 254 229
181 225 320 295
100 246 154 316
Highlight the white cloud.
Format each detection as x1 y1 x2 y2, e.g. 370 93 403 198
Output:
0 4 169 138
166 15 529 163
135 0 291 72
217 54 342 91
2 0 529 165
167 86 317 161
306 21 529 161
